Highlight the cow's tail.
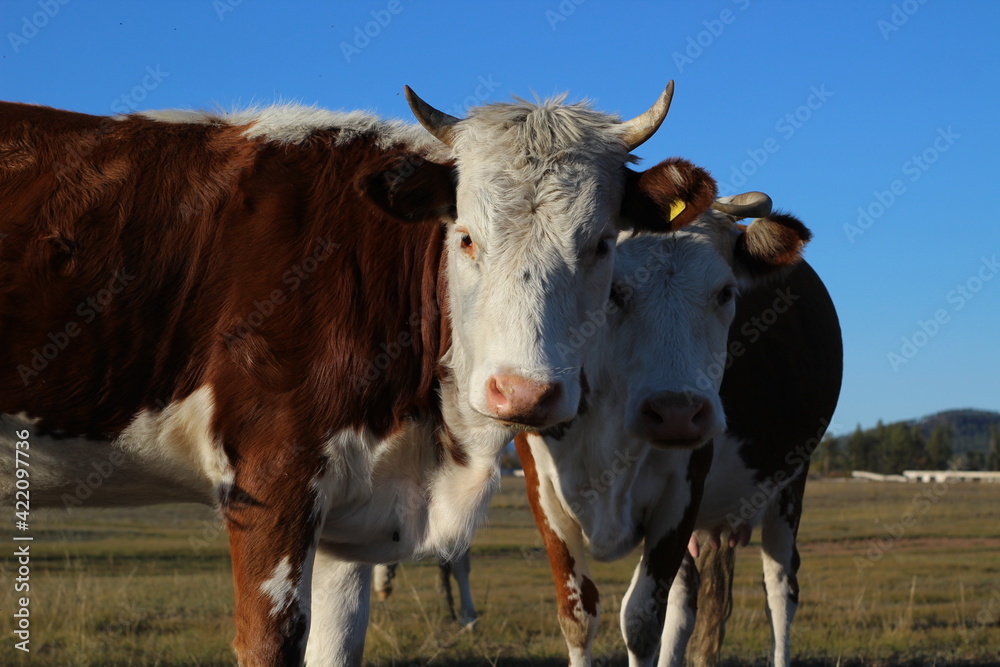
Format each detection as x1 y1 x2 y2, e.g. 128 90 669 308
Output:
689 542 736 667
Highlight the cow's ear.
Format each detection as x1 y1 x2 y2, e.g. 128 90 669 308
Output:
620 157 717 231
361 156 456 223
733 212 812 283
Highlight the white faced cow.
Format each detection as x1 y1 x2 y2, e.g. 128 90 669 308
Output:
516 177 841 667
668 248 842 667
0 84 720 665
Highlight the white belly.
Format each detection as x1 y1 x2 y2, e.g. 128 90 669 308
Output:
316 424 499 564
697 432 800 530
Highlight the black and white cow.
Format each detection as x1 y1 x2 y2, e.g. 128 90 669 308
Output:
516 185 842 667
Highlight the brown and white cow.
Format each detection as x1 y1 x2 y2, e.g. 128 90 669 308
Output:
304 156 719 666
0 85 716 665
516 178 841 667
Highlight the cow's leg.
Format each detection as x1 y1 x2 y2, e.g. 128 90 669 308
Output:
304 550 372 667
224 446 329 666
372 563 398 601
760 470 806 667
658 552 699 667
620 521 689 667
450 548 477 626
620 445 712 667
437 559 457 620
517 435 599 667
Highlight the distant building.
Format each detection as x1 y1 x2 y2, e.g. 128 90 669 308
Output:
902 470 1000 483
850 470 1000 483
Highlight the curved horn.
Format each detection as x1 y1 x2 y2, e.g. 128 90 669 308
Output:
711 191 773 220
620 81 675 151
404 85 459 147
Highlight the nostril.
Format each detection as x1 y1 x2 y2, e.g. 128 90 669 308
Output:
486 377 510 409
537 382 562 409
632 391 719 447
642 403 664 425
691 400 712 429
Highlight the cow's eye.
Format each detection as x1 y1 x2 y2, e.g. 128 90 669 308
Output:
609 281 630 310
457 230 476 258
716 285 737 307
595 237 612 259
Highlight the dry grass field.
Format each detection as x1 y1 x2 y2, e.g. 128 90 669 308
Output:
2 477 999 666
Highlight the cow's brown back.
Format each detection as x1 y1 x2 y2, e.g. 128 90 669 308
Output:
0 102 446 442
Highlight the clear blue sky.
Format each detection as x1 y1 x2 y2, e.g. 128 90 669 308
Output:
3 1 997 434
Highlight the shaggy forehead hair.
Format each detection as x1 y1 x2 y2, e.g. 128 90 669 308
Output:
456 97 632 163
456 95 628 162
449 97 635 244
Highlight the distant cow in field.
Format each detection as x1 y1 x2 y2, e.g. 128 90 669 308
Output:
0 83 724 665
373 549 477 627
517 188 842 667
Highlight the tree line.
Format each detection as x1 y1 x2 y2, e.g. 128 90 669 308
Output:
814 422 1000 475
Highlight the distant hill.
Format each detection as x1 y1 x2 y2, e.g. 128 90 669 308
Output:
909 409 1000 455
821 408 1000 473
835 408 1000 456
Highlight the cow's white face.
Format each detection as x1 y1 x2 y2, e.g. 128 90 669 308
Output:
400 89 674 431
444 111 629 428
598 179 811 449
395 87 730 438
608 222 737 448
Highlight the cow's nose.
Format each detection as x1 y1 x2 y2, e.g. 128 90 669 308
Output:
485 374 564 426
630 390 715 448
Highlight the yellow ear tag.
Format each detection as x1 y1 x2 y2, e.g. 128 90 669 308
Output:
668 199 687 222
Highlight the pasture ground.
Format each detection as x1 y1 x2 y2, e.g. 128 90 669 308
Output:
2 477 998 666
